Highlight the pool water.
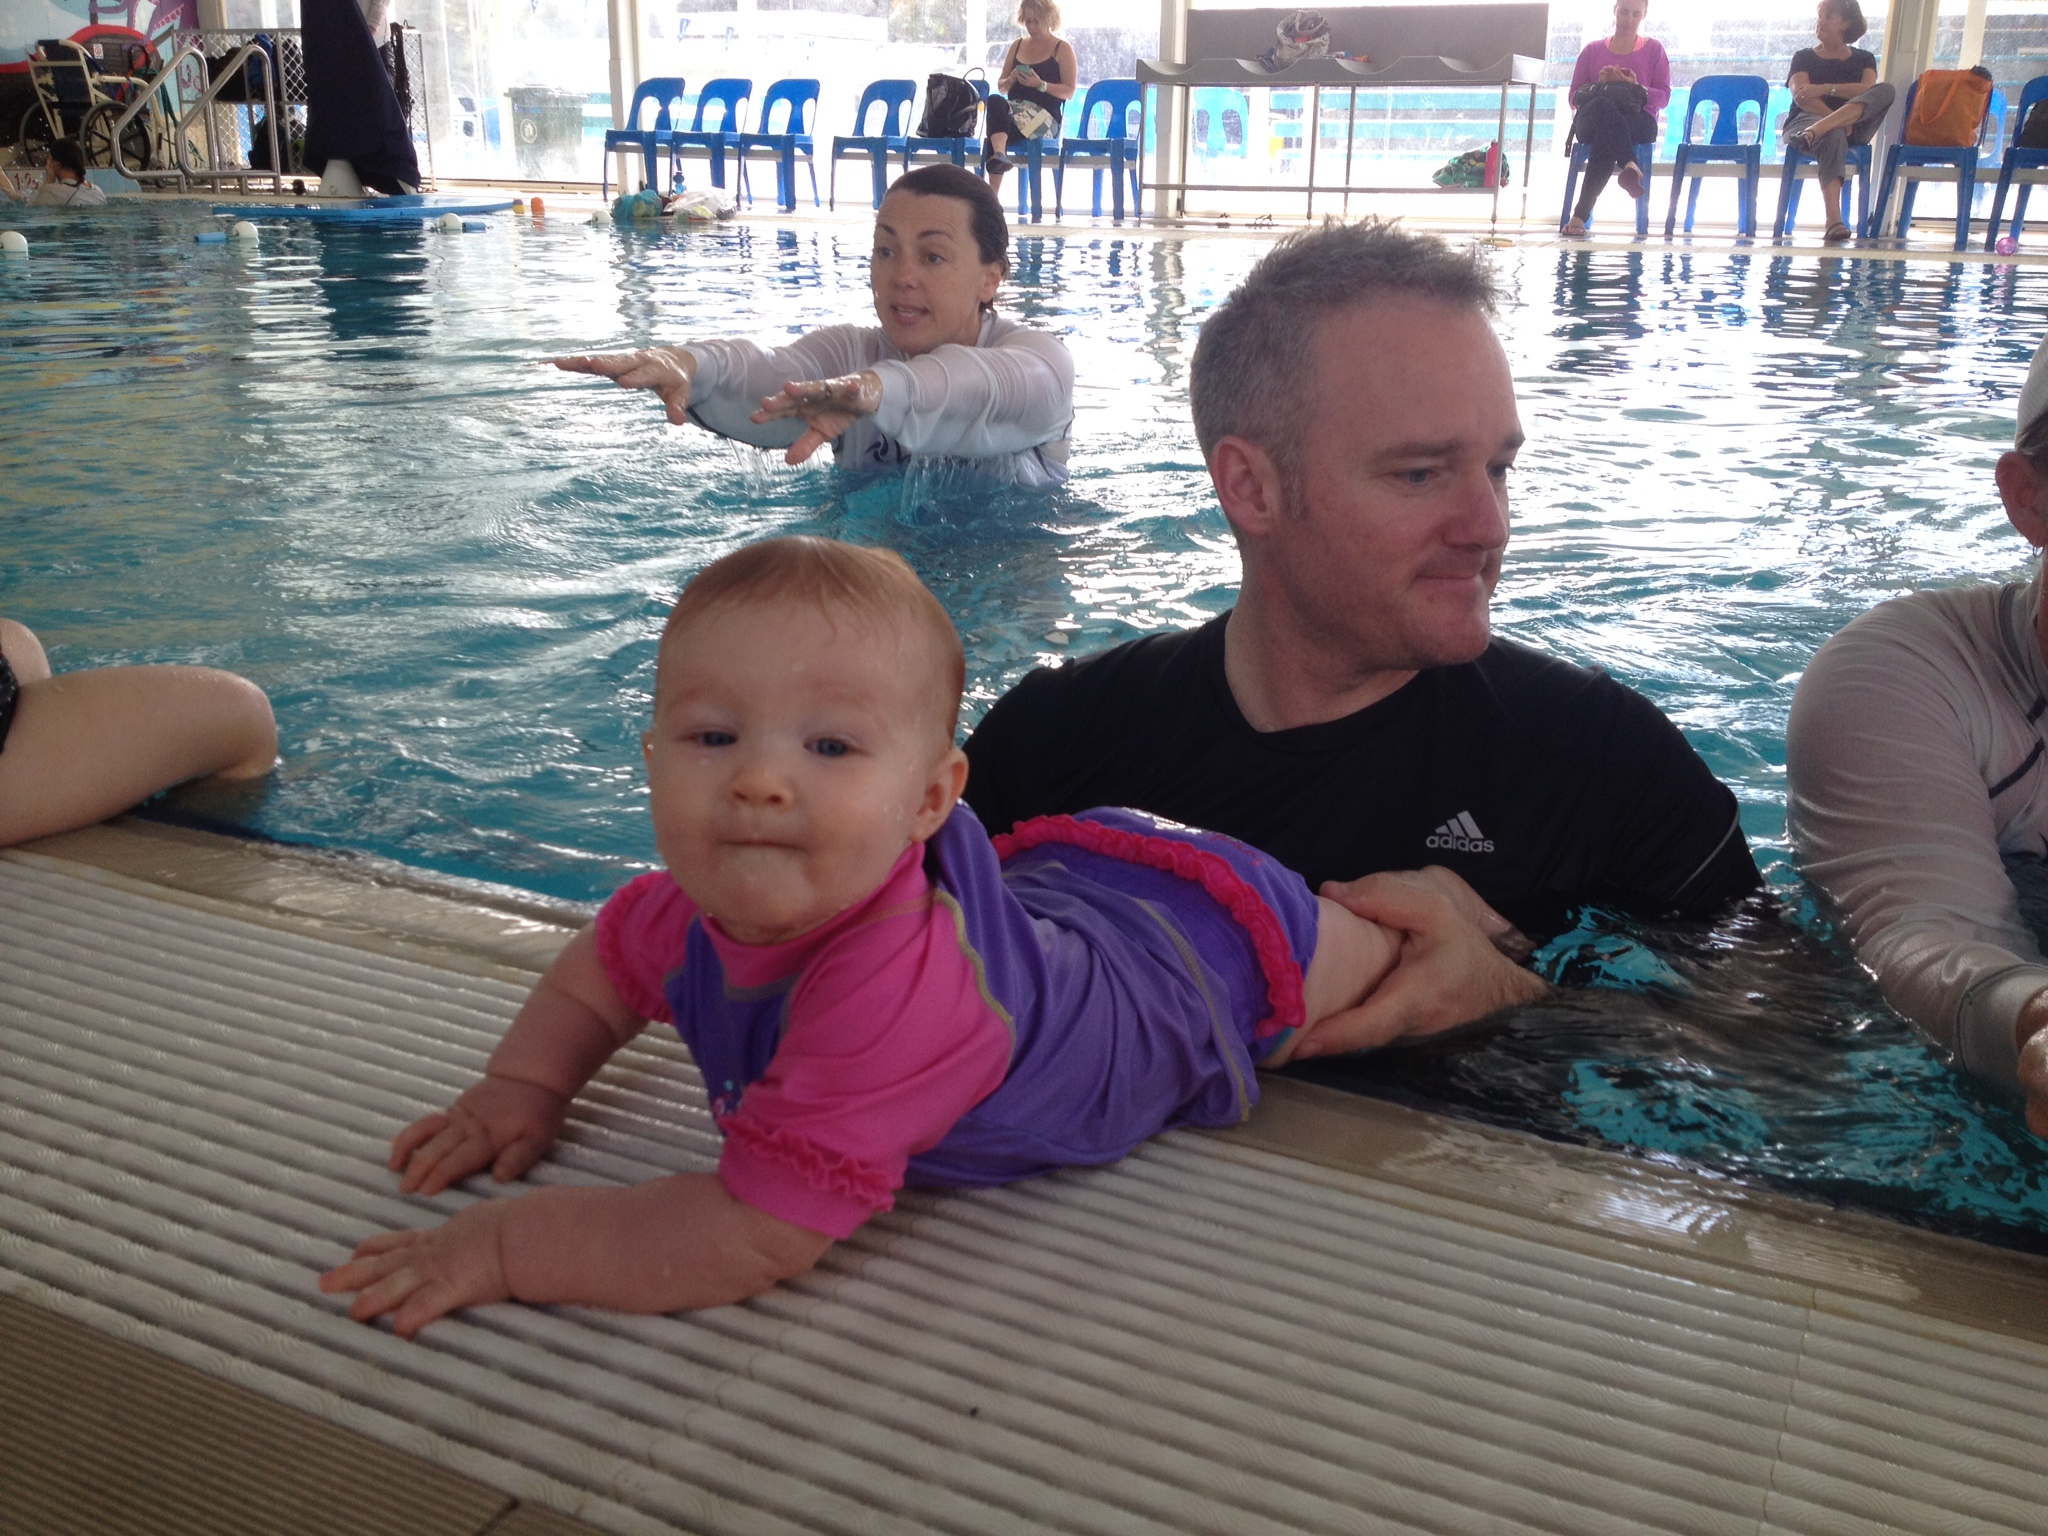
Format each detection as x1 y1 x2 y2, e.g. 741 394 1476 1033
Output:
6 202 2048 1245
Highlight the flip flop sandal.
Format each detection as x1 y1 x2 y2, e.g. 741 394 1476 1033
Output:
1824 221 1853 242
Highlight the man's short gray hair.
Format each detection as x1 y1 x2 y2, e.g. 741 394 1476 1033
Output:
1190 218 1499 474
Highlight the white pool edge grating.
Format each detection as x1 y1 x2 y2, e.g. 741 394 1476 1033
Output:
4 849 2048 1536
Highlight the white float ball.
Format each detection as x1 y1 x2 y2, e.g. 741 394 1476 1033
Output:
229 220 259 243
437 211 465 232
0 230 26 256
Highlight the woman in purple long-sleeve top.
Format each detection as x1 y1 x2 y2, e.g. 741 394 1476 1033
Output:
1563 0 1672 236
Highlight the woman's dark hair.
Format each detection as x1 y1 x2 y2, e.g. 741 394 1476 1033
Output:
48 137 87 179
887 163 1010 275
2020 406 2048 468
1821 0 1868 44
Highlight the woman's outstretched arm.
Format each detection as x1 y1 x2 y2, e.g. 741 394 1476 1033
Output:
0 619 276 847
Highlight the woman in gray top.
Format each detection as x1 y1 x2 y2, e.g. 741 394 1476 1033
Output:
553 164 1073 486
1788 336 2048 1136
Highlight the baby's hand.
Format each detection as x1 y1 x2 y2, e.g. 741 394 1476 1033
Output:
319 1200 513 1338
389 1074 568 1196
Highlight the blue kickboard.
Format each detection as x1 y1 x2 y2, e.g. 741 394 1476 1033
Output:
208 195 517 224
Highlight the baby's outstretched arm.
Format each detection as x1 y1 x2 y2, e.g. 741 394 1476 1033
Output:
320 1172 832 1337
388 926 642 1196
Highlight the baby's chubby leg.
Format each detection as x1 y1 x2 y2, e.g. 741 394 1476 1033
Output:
1259 898 1400 1067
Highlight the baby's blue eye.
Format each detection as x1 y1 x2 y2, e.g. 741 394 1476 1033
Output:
696 730 736 747
811 737 851 759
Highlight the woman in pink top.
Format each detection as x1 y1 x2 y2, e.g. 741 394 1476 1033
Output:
1563 0 1672 236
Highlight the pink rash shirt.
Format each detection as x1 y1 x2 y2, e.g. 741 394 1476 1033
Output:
1571 35 1673 124
596 845 1013 1239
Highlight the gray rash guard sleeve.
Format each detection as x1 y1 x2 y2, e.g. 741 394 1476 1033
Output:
677 315 1073 485
1787 574 2048 1098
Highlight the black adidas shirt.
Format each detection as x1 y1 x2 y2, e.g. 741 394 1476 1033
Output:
963 613 1760 937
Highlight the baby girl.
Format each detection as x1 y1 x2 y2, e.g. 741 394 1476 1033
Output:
322 537 1398 1335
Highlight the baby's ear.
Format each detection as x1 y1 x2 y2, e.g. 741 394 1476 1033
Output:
913 748 970 840
641 729 655 762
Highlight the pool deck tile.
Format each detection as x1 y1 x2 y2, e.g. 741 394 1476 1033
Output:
0 1291 604 1536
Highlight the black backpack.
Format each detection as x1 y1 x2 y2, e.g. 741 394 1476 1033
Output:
917 71 983 138
2022 97 2048 149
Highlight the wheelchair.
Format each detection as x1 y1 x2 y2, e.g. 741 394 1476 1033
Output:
20 31 165 173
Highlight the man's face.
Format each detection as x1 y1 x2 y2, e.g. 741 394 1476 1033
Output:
1259 300 1522 675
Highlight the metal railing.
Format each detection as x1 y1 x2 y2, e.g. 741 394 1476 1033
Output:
108 39 282 193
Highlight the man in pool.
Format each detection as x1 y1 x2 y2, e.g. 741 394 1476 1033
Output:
964 219 1763 1053
1789 334 2048 1137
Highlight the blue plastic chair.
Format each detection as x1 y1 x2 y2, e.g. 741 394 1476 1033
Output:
1872 79 1998 249
1055 79 1143 219
667 78 751 191
1984 74 2048 249
1560 139 1655 236
601 76 686 197
829 79 915 209
1762 84 1795 158
736 78 821 211
1773 139 1874 238
900 76 988 173
1007 129 1060 223
1191 86 1248 158
1663 74 1769 236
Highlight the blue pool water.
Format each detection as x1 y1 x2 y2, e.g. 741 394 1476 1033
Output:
6 202 2048 1244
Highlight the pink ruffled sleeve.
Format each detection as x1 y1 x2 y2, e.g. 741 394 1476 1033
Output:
717 903 1013 1239
592 871 698 1023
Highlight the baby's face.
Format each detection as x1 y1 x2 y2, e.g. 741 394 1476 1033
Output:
644 598 962 945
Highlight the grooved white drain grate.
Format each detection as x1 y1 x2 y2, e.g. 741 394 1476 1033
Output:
4 851 2047 1535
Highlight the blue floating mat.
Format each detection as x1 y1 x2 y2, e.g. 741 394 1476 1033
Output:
208 194 516 224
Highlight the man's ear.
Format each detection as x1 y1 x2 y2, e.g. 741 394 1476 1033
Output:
1209 434 1289 541
912 748 970 842
1998 451 2048 548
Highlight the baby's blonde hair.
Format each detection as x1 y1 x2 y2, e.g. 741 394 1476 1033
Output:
1017 0 1060 29
661 536 965 744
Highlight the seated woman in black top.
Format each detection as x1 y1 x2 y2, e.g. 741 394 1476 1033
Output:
983 0 1077 198
1784 0 1896 242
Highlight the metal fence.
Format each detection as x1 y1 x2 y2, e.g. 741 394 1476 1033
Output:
166 25 433 181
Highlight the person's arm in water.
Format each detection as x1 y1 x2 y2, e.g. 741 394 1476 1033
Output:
1787 598 2048 1124
319 926 831 1337
0 618 277 847
553 322 1072 467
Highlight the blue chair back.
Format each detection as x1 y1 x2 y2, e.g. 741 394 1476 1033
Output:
624 76 687 134
2014 72 2048 130
1076 78 1142 141
1192 86 1248 156
689 77 751 132
850 78 915 138
757 78 820 137
1984 86 2009 160
1680 73 1769 146
1764 83 1795 156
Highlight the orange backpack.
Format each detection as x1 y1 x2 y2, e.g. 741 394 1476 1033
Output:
1905 68 1995 146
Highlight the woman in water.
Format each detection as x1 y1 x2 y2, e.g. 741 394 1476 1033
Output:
983 0 1077 198
0 619 275 847
552 164 1073 486
1783 0 1895 243
1562 0 1670 237
0 138 108 207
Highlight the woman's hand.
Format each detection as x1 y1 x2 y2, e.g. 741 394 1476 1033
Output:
319 1199 513 1339
388 1074 569 1197
751 370 884 465
551 347 697 425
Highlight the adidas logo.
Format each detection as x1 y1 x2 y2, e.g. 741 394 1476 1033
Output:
1425 811 1495 854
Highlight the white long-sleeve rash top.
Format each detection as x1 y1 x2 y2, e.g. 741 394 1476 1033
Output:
678 312 1074 486
1787 570 2048 1097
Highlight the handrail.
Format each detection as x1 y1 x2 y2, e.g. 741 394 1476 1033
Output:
108 39 282 192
